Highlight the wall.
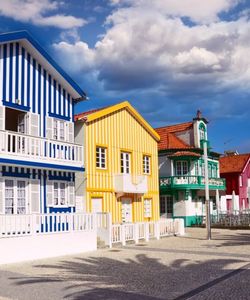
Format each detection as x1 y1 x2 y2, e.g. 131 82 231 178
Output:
84 107 160 223
0 231 97 264
158 155 172 177
0 42 74 126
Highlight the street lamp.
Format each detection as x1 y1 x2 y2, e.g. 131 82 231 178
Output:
203 140 211 240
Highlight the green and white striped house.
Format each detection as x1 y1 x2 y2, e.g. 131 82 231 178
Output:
155 111 225 227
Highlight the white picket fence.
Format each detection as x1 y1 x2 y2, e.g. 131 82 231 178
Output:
0 213 95 238
96 213 185 247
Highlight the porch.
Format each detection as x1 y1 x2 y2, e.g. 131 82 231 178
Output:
0 130 84 170
160 176 225 191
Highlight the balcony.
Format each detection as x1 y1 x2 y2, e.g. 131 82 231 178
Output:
0 130 84 171
160 176 225 191
114 174 148 194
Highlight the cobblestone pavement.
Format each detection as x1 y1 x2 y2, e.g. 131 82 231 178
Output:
0 228 250 300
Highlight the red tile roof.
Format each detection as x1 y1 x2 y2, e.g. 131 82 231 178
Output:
74 106 111 121
156 122 193 133
155 122 193 151
168 151 201 158
219 154 250 173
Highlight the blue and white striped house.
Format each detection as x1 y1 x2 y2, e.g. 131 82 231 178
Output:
0 31 86 217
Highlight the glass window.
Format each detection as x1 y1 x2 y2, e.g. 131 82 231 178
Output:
96 146 107 169
53 181 67 206
143 155 150 174
5 180 14 214
53 119 65 141
17 180 26 214
121 152 131 174
5 179 26 214
175 161 188 176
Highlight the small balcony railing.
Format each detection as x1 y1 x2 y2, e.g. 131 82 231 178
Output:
160 175 225 190
114 174 148 194
0 130 83 168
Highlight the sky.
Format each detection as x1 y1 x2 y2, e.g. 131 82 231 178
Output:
0 0 249 154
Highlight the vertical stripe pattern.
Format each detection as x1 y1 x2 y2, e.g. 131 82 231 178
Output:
0 42 73 121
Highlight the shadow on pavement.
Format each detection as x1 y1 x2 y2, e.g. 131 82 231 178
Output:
9 252 247 299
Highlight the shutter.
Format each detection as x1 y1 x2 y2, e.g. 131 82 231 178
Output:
0 178 4 214
30 179 40 213
0 105 5 130
68 181 75 206
46 116 53 139
47 180 54 207
68 122 74 143
29 112 39 136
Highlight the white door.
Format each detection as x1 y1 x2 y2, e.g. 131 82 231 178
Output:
91 197 102 213
121 198 132 223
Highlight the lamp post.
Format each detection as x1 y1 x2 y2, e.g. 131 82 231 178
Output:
203 140 211 240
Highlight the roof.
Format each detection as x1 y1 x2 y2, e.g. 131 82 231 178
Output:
75 106 111 119
75 101 160 142
219 154 250 174
168 151 201 158
155 122 193 151
0 31 86 99
156 122 193 133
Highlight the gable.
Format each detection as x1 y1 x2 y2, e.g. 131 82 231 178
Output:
0 31 85 99
78 101 160 142
0 40 75 120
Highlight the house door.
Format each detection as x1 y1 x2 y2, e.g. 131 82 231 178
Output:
121 198 132 223
91 198 102 213
160 195 173 218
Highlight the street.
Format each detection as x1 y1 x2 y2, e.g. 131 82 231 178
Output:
0 228 250 300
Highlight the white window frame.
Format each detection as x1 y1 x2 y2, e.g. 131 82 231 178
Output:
175 161 188 176
96 146 107 169
4 178 28 215
53 181 68 207
144 198 152 218
143 155 151 174
121 151 131 174
53 119 66 141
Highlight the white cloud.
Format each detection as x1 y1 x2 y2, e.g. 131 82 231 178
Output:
0 0 87 29
55 2 250 92
109 0 240 24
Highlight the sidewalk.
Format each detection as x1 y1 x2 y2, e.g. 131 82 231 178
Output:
0 228 250 299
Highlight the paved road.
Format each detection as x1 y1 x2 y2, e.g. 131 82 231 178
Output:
0 228 250 299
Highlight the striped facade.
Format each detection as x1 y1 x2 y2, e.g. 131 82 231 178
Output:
75 102 160 224
0 42 74 134
0 32 85 216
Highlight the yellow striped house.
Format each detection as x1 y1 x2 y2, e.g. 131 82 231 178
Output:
74 101 160 224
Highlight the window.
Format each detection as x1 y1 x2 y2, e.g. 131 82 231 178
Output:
143 155 151 174
5 180 14 214
239 175 243 187
53 119 65 141
53 182 67 206
199 123 206 141
96 146 107 169
175 161 188 176
5 179 26 214
121 151 131 174
17 181 26 214
201 162 205 177
144 199 152 218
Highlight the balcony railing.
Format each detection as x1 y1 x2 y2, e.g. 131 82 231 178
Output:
160 175 225 190
114 174 148 194
0 130 83 168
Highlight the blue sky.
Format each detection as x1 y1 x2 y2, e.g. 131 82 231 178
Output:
0 0 250 153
